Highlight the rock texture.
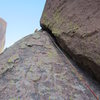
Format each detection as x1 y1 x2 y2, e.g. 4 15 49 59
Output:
0 31 99 99
0 18 6 54
40 0 100 82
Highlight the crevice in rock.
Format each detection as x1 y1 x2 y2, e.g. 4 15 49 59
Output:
41 24 100 83
26 44 33 47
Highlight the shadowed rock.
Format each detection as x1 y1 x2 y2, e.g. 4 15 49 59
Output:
0 18 6 54
40 0 100 82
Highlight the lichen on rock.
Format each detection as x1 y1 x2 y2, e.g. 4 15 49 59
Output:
0 31 99 99
40 0 100 82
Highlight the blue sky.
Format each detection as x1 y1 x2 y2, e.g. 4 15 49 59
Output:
0 0 46 47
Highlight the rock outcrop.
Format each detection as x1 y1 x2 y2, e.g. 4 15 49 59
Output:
40 0 100 82
0 31 99 99
0 18 6 54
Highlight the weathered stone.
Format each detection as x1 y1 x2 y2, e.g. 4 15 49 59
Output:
41 0 100 82
0 31 99 99
7 54 19 63
27 71 41 82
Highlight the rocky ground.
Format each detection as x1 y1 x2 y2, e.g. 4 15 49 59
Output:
0 31 99 100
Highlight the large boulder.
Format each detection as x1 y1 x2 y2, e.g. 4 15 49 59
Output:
40 0 100 82
0 31 99 99
0 18 6 54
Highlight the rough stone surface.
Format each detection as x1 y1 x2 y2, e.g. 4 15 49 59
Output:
40 0 100 82
0 18 6 54
0 31 100 100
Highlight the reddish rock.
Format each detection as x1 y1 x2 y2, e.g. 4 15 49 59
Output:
40 0 100 82
0 18 6 54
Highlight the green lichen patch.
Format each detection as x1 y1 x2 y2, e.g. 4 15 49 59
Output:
68 22 79 33
52 28 62 37
7 54 19 63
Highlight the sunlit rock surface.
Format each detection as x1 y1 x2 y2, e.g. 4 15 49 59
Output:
0 31 99 100
0 18 6 54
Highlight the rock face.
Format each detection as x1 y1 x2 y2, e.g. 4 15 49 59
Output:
0 31 99 99
40 0 100 82
0 18 6 54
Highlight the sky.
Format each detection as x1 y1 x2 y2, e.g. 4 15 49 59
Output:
0 0 46 47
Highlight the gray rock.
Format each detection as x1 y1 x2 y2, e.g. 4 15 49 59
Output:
0 31 99 99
